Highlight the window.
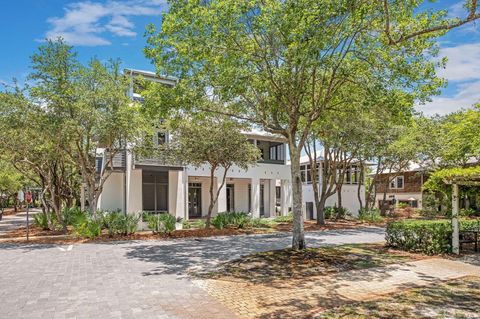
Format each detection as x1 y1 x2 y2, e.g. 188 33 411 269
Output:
269 144 285 161
390 176 404 189
156 131 167 145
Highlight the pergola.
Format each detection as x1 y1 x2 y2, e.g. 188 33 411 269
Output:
439 167 480 254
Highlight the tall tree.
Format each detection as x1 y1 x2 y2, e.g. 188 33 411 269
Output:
146 0 478 249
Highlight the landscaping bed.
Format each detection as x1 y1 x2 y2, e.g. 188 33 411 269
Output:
194 244 423 285
317 276 480 319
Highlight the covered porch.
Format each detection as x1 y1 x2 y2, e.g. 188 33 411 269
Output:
186 176 291 220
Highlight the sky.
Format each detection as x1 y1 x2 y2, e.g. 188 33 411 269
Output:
0 0 479 116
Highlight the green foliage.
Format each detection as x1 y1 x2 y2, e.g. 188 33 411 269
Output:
358 208 384 223
102 212 140 236
386 219 480 255
74 218 102 239
249 218 275 228
424 165 480 193
397 202 409 209
63 207 87 226
459 208 477 218
324 206 350 220
183 219 206 229
33 213 50 230
211 212 251 230
145 213 177 234
273 213 293 223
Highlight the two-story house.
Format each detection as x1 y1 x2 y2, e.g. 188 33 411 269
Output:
299 155 365 219
374 164 426 209
97 69 292 221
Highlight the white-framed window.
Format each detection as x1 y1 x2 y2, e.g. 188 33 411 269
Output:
390 176 404 189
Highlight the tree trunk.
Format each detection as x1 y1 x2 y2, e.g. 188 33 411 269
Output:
316 196 326 225
336 186 343 208
206 168 216 228
289 144 306 250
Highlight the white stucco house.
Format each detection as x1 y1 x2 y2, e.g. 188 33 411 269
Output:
300 155 365 218
97 69 292 221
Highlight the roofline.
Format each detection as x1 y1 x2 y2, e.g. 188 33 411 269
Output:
124 68 178 86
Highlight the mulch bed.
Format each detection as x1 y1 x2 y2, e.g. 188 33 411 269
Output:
195 244 425 285
0 219 384 245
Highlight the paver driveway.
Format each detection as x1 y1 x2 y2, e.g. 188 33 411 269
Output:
0 227 384 319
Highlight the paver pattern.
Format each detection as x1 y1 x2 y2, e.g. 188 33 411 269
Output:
193 258 480 318
0 227 384 319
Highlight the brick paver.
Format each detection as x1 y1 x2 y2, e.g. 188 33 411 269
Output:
193 257 480 318
0 227 385 319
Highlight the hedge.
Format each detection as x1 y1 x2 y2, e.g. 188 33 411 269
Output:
386 219 480 255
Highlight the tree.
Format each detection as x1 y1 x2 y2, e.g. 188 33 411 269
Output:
28 39 148 218
0 161 24 217
170 115 259 227
146 0 478 249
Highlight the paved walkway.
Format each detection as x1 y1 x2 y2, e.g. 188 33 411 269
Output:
0 209 40 234
194 258 480 318
0 227 384 319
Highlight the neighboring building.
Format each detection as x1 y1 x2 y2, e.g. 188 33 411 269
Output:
374 164 426 209
300 155 365 219
97 69 292 220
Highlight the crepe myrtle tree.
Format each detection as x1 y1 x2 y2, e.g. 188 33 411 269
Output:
169 116 260 228
146 0 479 249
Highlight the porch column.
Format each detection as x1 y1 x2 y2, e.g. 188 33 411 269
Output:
251 177 260 218
217 176 227 213
452 183 460 255
280 179 290 216
268 179 276 217
168 170 186 220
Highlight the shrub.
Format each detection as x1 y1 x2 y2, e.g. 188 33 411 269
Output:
183 219 206 229
102 212 139 236
63 207 87 226
273 213 293 223
74 218 102 239
249 218 275 228
358 208 383 223
211 212 251 229
146 213 177 234
324 206 335 219
397 202 409 209
33 213 50 230
385 219 480 255
459 208 476 217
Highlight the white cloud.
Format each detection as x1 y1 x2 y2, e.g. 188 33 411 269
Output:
418 42 480 115
436 43 480 82
418 81 480 115
44 0 167 46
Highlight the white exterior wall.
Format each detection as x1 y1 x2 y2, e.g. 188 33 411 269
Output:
98 172 124 212
302 183 365 218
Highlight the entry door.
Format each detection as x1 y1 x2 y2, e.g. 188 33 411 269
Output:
260 184 265 216
306 202 314 220
188 183 202 218
226 184 235 212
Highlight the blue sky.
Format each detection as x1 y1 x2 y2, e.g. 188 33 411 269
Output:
0 0 479 116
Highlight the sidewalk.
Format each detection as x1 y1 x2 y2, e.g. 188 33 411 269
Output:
0 209 40 235
193 257 480 318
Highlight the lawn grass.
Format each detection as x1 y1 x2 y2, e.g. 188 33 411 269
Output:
196 244 420 284
317 276 480 319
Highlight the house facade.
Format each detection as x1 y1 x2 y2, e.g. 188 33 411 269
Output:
374 166 426 209
97 69 292 220
300 156 365 218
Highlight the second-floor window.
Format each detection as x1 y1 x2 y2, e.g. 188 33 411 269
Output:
390 176 404 189
156 131 167 146
269 144 285 161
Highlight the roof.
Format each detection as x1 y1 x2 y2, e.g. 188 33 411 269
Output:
124 68 178 86
241 128 286 143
